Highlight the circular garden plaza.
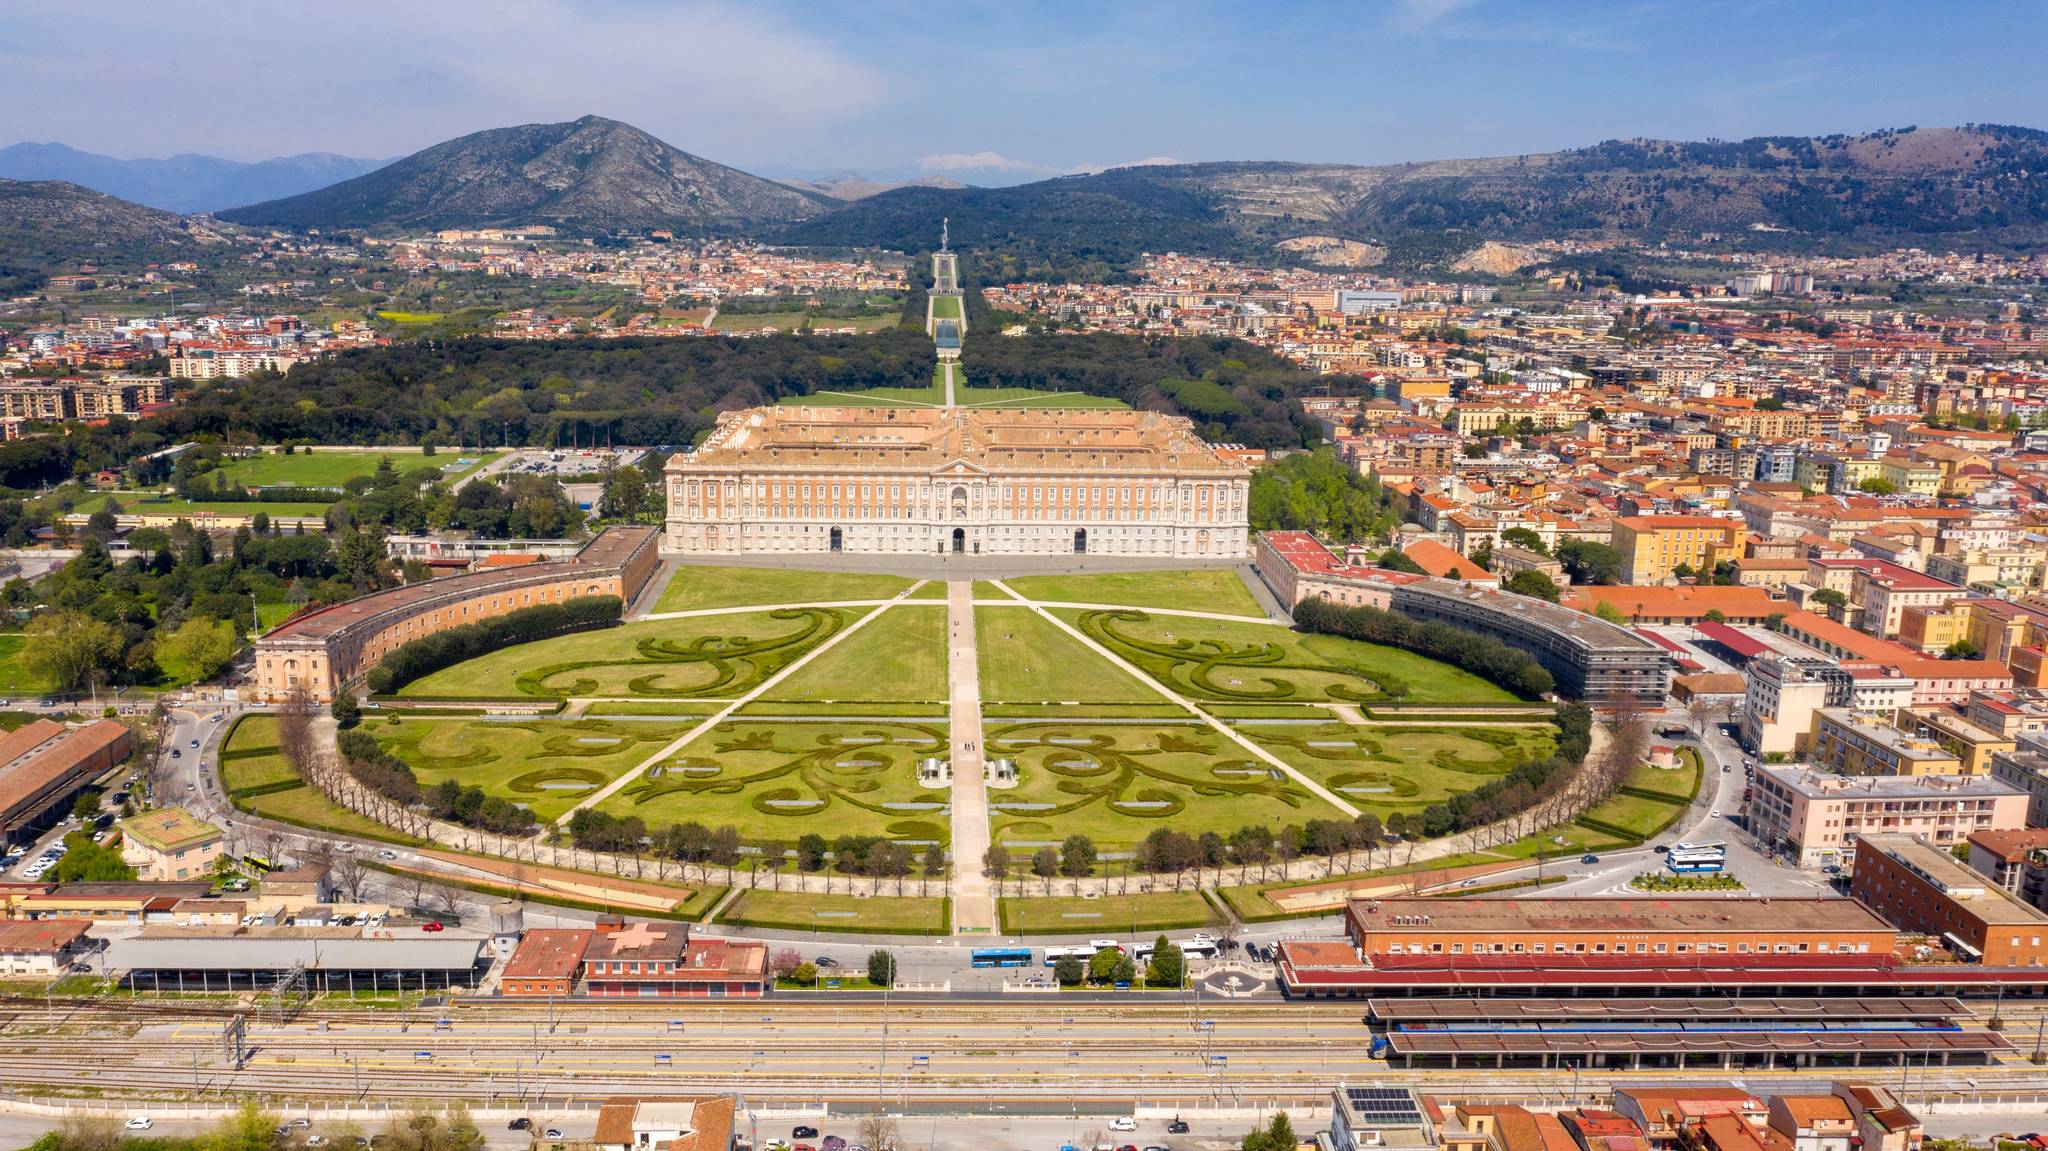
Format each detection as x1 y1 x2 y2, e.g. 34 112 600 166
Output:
230 537 1686 939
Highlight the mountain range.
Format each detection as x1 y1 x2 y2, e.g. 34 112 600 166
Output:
216 116 829 234
7 118 2048 291
0 142 387 214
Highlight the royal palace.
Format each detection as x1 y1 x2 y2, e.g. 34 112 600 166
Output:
662 405 1251 558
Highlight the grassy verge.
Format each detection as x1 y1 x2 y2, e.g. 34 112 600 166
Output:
997 891 1217 935
721 889 950 936
232 783 424 847
362 859 727 921
733 700 950 718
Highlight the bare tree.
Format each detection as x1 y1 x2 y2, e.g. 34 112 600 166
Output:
403 874 430 914
431 885 464 921
331 855 367 902
856 1113 903 1151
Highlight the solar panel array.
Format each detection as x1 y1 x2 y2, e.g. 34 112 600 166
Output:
1344 1087 1422 1125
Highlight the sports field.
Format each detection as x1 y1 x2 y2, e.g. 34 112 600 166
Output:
210 448 500 489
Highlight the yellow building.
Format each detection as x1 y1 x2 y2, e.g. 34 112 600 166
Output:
1898 708 2016 776
117 807 224 881
1611 515 1746 585
1878 456 1942 497
1809 708 1965 777
664 406 1250 558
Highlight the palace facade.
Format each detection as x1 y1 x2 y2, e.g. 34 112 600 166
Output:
663 406 1251 557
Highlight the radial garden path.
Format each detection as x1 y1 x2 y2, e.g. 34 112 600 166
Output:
984 578 1362 819
945 580 995 933
547 580 931 832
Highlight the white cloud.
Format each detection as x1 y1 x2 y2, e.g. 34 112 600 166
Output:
915 151 1049 174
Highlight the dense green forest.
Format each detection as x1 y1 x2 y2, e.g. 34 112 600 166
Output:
150 331 939 449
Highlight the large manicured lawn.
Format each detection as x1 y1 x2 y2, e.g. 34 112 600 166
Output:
723 888 949 935
0 634 55 696
653 566 913 612
976 607 1158 704
1245 721 1557 820
929 294 963 319
365 716 700 821
211 448 500 489
763 604 947 704
997 891 1217 935
1064 609 1523 705
711 311 900 334
986 720 1344 854
1004 571 1262 616
776 384 1128 410
596 719 951 847
83 492 335 518
399 607 858 699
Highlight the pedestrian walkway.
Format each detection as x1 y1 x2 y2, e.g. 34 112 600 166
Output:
945 580 995 933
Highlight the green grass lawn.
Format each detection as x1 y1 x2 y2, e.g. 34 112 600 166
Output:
998 891 1217 935
654 565 913 612
1064 609 1522 706
0 633 56 696
1004 571 1262 616
366 716 702 821
211 448 500 489
85 492 335 518
712 311 900 334
722 888 949 935
399 607 857 699
1245 721 1557 821
763 604 947 704
1627 752 1704 802
223 714 281 753
596 719 951 846
235 783 420 846
222 752 299 793
775 384 1128 410
907 581 950 600
986 720 1348 854
929 295 963 319
976 607 1159 704
953 387 1129 409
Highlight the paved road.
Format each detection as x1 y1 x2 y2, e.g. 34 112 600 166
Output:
946 581 994 933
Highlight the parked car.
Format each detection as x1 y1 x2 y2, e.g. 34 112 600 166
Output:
1109 1118 1138 1133
792 1127 820 1140
543 1131 562 1140
421 922 444 932
1167 1119 1191 1135
820 1137 846 1151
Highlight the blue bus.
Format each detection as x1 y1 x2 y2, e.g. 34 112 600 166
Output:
970 947 1033 969
1667 857 1725 874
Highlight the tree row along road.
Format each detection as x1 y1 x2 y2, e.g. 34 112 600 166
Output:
1 999 2041 1105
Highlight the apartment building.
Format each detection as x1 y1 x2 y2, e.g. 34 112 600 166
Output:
1740 657 1914 757
1808 709 1962 776
1850 834 2048 966
1611 516 1746 585
1747 766 2026 868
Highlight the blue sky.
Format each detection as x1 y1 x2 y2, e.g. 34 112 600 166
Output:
2 0 2045 184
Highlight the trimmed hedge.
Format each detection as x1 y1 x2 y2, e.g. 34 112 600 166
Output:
1292 597 1554 699
365 595 622 694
